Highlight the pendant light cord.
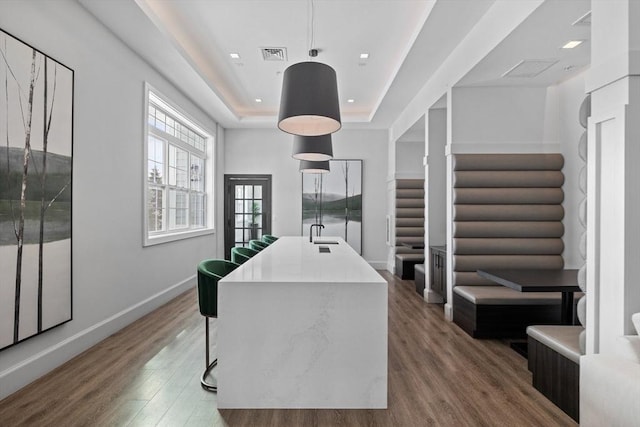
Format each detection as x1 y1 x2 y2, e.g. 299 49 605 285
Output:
308 0 315 60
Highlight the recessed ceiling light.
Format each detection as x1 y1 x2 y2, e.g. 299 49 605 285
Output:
561 40 583 49
347 99 355 103
359 53 369 59
255 98 262 103
230 53 240 59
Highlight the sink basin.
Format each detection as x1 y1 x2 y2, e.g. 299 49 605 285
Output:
313 240 339 245
318 246 331 253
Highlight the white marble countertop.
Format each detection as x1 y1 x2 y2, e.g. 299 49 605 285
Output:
221 236 384 284
217 235 388 409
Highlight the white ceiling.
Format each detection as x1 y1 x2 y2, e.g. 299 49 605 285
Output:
78 0 591 131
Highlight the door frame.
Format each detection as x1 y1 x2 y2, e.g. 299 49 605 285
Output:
223 174 272 259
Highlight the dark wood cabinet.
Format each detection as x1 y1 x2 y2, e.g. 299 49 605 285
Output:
430 246 447 302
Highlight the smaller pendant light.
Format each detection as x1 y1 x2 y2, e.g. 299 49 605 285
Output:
292 134 333 161
299 160 330 174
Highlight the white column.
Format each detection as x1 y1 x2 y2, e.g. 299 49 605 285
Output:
444 88 455 320
586 0 640 355
425 108 447 303
386 130 396 273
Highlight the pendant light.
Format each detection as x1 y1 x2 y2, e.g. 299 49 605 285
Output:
277 1 341 136
292 134 333 161
299 160 330 174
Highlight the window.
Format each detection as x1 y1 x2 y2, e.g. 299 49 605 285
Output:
144 86 214 246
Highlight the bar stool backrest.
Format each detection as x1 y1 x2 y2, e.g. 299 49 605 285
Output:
197 259 240 317
249 240 269 251
231 246 260 264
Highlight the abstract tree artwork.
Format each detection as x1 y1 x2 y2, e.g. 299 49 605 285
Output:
0 28 73 351
302 159 362 254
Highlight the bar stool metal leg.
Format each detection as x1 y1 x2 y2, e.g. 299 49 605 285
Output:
201 317 218 392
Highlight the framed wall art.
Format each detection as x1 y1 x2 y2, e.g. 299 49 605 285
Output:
302 159 362 254
0 28 74 351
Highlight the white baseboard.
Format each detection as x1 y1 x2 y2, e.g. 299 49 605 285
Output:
0 276 195 400
386 262 394 273
368 261 388 270
425 289 444 304
444 303 454 321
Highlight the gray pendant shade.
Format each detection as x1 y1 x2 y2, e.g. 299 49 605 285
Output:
299 160 330 174
278 62 341 136
292 134 333 161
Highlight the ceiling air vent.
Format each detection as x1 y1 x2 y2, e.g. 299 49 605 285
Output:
573 11 591 26
502 60 558 78
261 47 287 61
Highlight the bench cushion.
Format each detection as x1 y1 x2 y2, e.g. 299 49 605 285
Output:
527 325 583 364
395 253 425 261
395 254 424 280
453 285 562 305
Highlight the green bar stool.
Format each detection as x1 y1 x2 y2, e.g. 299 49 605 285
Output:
231 246 259 265
262 234 279 244
197 259 240 392
249 239 269 252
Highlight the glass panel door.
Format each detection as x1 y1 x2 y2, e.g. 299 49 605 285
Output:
224 175 272 259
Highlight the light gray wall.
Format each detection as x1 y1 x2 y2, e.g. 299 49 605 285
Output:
451 86 550 147
396 141 425 177
224 128 388 267
0 0 221 399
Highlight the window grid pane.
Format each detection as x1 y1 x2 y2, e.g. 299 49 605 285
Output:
190 155 205 192
148 187 164 232
149 102 207 153
148 135 164 184
190 193 205 228
168 145 189 188
168 189 189 230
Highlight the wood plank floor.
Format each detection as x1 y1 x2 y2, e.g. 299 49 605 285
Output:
0 271 576 426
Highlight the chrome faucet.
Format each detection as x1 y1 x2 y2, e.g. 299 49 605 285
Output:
309 223 325 242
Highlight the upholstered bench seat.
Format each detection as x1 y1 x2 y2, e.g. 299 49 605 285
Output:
452 286 563 338
451 153 568 339
527 325 583 421
395 253 424 280
453 285 562 305
527 325 582 363
414 264 425 295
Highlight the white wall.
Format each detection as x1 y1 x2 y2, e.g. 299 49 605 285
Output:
224 128 389 267
0 0 221 399
396 141 425 178
450 86 558 151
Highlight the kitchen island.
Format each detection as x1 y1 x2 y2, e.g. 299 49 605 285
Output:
217 236 387 408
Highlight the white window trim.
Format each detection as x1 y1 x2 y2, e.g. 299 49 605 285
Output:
143 83 215 247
